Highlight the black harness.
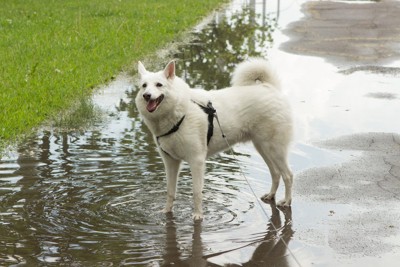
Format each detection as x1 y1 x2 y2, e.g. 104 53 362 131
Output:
156 115 186 143
156 101 216 155
194 101 216 145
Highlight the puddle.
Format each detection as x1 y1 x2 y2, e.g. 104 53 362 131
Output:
281 0 400 66
1 0 400 266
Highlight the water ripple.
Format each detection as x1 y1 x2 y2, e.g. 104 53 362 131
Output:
0 121 274 265
0 1 293 265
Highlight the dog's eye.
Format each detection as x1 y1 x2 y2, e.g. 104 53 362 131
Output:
156 83 163 88
142 83 147 88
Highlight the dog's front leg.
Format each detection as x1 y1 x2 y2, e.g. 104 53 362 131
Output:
188 158 206 221
161 153 181 213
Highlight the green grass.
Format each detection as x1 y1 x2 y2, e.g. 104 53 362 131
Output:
52 97 102 130
0 0 227 142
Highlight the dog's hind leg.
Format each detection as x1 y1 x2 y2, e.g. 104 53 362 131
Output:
252 140 293 206
161 154 182 213
275 162 293 207
252 141 281 202
269 145 293 207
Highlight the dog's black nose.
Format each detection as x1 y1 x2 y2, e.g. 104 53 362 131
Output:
143 93 151 101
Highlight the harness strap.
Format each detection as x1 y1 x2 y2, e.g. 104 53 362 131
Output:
194 101 215 145
156 115 185 157
156 115 186 141
155 100 216 157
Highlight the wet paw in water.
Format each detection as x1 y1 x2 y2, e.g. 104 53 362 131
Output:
277 198 292 207
193 212 204 221
261 193 275 202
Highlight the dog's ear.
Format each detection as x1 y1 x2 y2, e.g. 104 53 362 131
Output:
138 61 147 77
163 60 175 80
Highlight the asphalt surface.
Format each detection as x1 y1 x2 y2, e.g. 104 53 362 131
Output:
297 133 400 256
278 1 400 266
281 0 400 66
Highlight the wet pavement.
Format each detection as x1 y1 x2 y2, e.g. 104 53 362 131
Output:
1 0 400 266
281 0 400 66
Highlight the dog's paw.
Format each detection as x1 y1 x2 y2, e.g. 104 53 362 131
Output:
261 193 275 201
192 212 203 221
277 198 292 207
161 207 173 214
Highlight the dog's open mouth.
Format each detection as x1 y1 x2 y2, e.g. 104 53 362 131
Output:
146 95 164 113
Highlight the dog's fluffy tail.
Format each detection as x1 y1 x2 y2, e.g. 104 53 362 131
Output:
231 58 280 88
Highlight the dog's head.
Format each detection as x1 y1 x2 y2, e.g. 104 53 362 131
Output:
135 61 176 116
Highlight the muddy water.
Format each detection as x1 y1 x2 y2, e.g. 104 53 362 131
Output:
2 0 400 266
0 1 298 266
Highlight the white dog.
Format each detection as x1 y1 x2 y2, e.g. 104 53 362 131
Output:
135 58 293 220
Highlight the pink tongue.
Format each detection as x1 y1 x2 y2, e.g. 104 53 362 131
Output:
146 100 158 112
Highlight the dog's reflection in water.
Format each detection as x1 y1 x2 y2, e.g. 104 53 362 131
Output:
161 202 294 267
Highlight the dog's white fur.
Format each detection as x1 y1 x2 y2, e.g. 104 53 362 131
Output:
135 58 293 220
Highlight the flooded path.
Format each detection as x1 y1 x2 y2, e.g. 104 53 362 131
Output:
1 0 400 266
